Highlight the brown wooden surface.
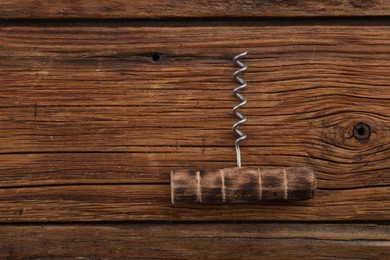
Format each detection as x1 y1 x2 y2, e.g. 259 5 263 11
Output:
0 224 389 259
1 3 390 256
1 185 390 222
0 0 390 19
0 25 389 222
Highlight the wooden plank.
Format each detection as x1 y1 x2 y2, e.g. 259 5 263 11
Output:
0 25 389 221
0 26 388 188
0 0 389 19
0 185 389 221
0 224 389 259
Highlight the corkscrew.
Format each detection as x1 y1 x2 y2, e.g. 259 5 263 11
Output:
171 52 316 204
232 51 248 167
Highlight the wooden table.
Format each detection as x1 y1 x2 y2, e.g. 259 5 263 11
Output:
0 1 389 259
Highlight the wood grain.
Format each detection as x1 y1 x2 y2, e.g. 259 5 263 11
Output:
0 185 389 221
0 25 389 221
0 224 389 259
0 0 389 19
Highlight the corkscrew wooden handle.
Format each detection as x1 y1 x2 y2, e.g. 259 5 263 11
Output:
171 167 316 204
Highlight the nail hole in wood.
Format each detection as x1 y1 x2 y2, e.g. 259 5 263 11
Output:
353 123 370 141
152 53 162 62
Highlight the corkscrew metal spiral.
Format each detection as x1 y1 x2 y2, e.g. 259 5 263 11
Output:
232 51 248 167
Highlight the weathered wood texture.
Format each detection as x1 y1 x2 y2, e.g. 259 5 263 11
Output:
2 185 390 221
0 26 389 221
0 0 389 19
171 167 316 204
0 224 389 259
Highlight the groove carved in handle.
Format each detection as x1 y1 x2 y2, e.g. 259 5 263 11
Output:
171 167 316 204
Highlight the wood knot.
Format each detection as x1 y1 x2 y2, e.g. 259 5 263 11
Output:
17 209 26 216
353 123 371 141
320 114 381 163
151 52 162 62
